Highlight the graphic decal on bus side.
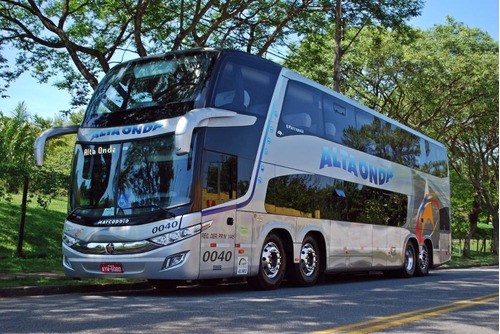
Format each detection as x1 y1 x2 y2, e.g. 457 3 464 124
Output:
320 146 394 186
416 181 440 242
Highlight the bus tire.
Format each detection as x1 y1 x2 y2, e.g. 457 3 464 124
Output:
415 242 430 277
400 241 416 278
290 235 320 287
248 232 286 290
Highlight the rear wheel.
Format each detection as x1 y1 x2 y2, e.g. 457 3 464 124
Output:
400 242 416 278
415 242 430 277
248 233 286 290
290 235 320 287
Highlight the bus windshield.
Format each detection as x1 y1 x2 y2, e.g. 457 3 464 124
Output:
69 134 197 218
82 52 216 127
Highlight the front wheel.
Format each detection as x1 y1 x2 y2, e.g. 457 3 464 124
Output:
289 236 320 287
248 233 286 290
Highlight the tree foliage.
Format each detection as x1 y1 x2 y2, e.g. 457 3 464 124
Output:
287 0 423 92
0 0 328 109
347 20 499 255
0 0 425 107
0 102 38 193
285 19 499 254
0 102 77 205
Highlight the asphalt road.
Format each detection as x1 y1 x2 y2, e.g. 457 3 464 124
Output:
0 266 498 333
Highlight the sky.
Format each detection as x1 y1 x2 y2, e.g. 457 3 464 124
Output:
1 0 499 120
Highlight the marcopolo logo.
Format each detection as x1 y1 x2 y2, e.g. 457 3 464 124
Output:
91 122 164 140
320 146 393 186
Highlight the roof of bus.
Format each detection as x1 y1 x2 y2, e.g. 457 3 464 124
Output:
117 47 279 68
115 48 446 149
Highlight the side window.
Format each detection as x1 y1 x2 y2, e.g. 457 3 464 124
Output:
323 95 355 144
277 80 323 137
353 109 421 169
390 127 420 168
440 207 451 231
265 174 408 226
354 108 377 154
202 151 237 209
423 141 448 177
212 55 279 117
213 61 247 113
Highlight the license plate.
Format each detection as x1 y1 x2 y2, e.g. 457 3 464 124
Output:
100 263 123 273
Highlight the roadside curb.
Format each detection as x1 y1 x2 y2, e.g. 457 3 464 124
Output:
1 264 497 298
0 281 152 298
436 263 499 270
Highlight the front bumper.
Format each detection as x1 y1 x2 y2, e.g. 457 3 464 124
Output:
62 233 201 280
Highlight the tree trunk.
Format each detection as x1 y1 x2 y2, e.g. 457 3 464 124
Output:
490 203 499 255
17 175 29 258
333 0 342 93
463 197 481 258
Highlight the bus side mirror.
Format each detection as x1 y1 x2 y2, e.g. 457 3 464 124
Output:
34 125 79 167
175 108 257 155
175 108 245 155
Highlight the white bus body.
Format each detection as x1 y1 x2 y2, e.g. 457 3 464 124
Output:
35 48 451 289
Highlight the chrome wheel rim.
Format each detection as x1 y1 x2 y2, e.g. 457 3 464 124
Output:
419 245 429 271
261 242 282 279
405 245 415 272
300 243 318 277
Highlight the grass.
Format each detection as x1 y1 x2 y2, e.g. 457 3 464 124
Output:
0 194 66 272
0 194 143 288
0 193 498 288
442 240 499 268
0 275 139 288
444 252 498 268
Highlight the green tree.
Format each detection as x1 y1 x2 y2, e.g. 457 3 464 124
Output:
0 102 77 255
343 20 499 256
450 169 475 244
286 0 423 92
284 20 499 255
0 102 38 191
0 0 322 109
0 102 40 255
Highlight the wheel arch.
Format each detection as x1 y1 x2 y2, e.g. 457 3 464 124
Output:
423 238 434 268
270 228 294 266
303 231 327 274
248 228 292 289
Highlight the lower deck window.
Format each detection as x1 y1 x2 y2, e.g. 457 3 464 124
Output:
265 174 408 227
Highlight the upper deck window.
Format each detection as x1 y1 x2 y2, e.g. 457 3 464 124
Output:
277 80 323 136
210 54 280 117
276 79 448 177
82 52 217 127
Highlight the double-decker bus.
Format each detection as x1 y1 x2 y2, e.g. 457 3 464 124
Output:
35 48 451 290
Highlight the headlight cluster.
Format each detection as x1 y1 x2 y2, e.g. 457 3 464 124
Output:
149 221 212 246
63 233 78 247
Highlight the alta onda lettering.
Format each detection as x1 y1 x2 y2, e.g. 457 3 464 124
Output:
91 122 163 140
320 146 394 186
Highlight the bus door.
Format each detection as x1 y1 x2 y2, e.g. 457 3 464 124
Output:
199 151 237 279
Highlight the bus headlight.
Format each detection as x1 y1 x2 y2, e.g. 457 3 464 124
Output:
63 233 78 247
149 221 212 246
